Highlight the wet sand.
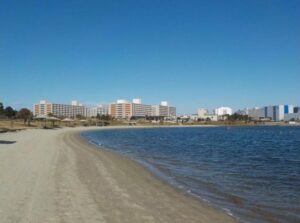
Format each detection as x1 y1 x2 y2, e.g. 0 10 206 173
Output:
0 127 236 222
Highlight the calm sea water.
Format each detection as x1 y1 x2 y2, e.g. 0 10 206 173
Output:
81 126 300 223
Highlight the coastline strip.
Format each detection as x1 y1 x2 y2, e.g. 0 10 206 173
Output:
0 127 236 223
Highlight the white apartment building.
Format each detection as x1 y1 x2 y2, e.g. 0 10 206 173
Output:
86 104 109 117
214 107 233 116
132 99 152 117
152 101 176 117
151 105 159 116
197 108 209 118
34 100 86 118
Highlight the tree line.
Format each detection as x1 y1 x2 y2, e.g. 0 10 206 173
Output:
0 102 32 125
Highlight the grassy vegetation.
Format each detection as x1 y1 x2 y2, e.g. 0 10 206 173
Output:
0 119 38 132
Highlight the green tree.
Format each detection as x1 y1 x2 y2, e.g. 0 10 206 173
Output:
76 114 84 120
0 102 4 114
101 114 111 121
4 106 16 118
96 113 101 120
130 116 137 121
227 113 250 123
17 108 32 125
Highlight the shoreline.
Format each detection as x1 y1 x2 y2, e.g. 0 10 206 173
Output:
75 127 238 222
79 127 244 221
0 127 236 222
1 122 298 134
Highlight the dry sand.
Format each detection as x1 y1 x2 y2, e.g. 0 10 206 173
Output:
0 127 236 223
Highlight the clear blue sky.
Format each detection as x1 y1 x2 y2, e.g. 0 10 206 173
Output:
0 0 299 114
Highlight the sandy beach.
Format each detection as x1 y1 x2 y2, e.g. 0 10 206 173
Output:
0 127 236 223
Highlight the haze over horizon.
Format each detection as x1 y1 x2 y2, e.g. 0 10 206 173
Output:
1 0 299 114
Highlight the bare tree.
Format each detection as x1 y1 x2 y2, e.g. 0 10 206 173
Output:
17 108 32 126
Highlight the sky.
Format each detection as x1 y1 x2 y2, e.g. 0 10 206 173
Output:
0 0 299 114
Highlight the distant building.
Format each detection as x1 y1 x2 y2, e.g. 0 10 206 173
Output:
214 107 233 116
168 106 177 117
294 107 300 113
189 114 199 121
109 99 176 119
109 99 132 119
196 108 218 121
268 105 293 121
86 104 109 117
204 115 218 121
248 105 294 121
152 101 176 117
197 108 209 118
33 100 86 118
284 113 300 121
33 100 52 116
235 108 249 116
131 99 152 117
248 107 265 120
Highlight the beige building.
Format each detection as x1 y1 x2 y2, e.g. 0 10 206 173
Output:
109 100 132 119
109 99 176 119
33 100 86 118
152 101 176 117
34 100 52 117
